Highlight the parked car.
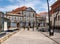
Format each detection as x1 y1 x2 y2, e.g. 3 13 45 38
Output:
37 23 49 32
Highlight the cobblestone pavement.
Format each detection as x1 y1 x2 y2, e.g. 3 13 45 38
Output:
2 28 57 44
42 32 60 44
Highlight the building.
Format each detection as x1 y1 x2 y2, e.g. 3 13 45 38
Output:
6 6 36 28
50 0 60 28
50 0 60 14
36 12 48 27
38 12 48 25
0 12 4 17
0 12 10 31
0 12 4 31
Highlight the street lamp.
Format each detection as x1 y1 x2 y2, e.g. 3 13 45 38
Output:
47 0 54 36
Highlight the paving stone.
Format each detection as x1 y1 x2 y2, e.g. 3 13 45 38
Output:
2 28 57 44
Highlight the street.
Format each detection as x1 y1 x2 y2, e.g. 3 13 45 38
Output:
2 28 57 44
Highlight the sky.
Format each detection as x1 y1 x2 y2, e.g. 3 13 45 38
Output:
0 0 57 13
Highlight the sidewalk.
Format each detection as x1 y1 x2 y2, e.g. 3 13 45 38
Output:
40 29 60 44
2 28 57 44
0 29 19 44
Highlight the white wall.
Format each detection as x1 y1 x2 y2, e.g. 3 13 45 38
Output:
51 11 60 26
4 22 8 31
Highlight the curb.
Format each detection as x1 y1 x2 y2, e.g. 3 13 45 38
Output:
40 32 60 44
0 30 19 44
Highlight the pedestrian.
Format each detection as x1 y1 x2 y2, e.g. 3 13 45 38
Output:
24 22 25 30
27 23 30 31
17 23 20 30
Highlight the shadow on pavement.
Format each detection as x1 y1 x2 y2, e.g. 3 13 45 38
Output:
54 29 60 33
0 32 6 38
6 29 19 32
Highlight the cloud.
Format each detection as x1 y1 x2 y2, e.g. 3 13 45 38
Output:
0 5 19 12
49 0 57 6
0 0 40 12
36 0 57 13
0 0 57 13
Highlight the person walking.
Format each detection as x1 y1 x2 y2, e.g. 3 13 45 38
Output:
17 23 20 30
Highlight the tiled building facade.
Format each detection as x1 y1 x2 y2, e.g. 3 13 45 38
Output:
6 6 36 28
50 0 60 28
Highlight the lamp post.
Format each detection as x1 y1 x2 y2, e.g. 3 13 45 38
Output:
47 0 54 36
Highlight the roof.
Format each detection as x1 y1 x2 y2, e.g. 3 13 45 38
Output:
50 0 60 15
51 0 60 8
13 6 27 11
39 12 48 15
35 14 41 17
26 7 35 12
38 12 48 17
10 6 27 14
7 6 36 15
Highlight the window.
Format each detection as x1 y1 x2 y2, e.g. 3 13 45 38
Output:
26 12 29 17
23 11 26 16
33 13 34 17
11 16 13 21
18 13 21 14
16 17 18 21
30 12 34 17
20 17 22 21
